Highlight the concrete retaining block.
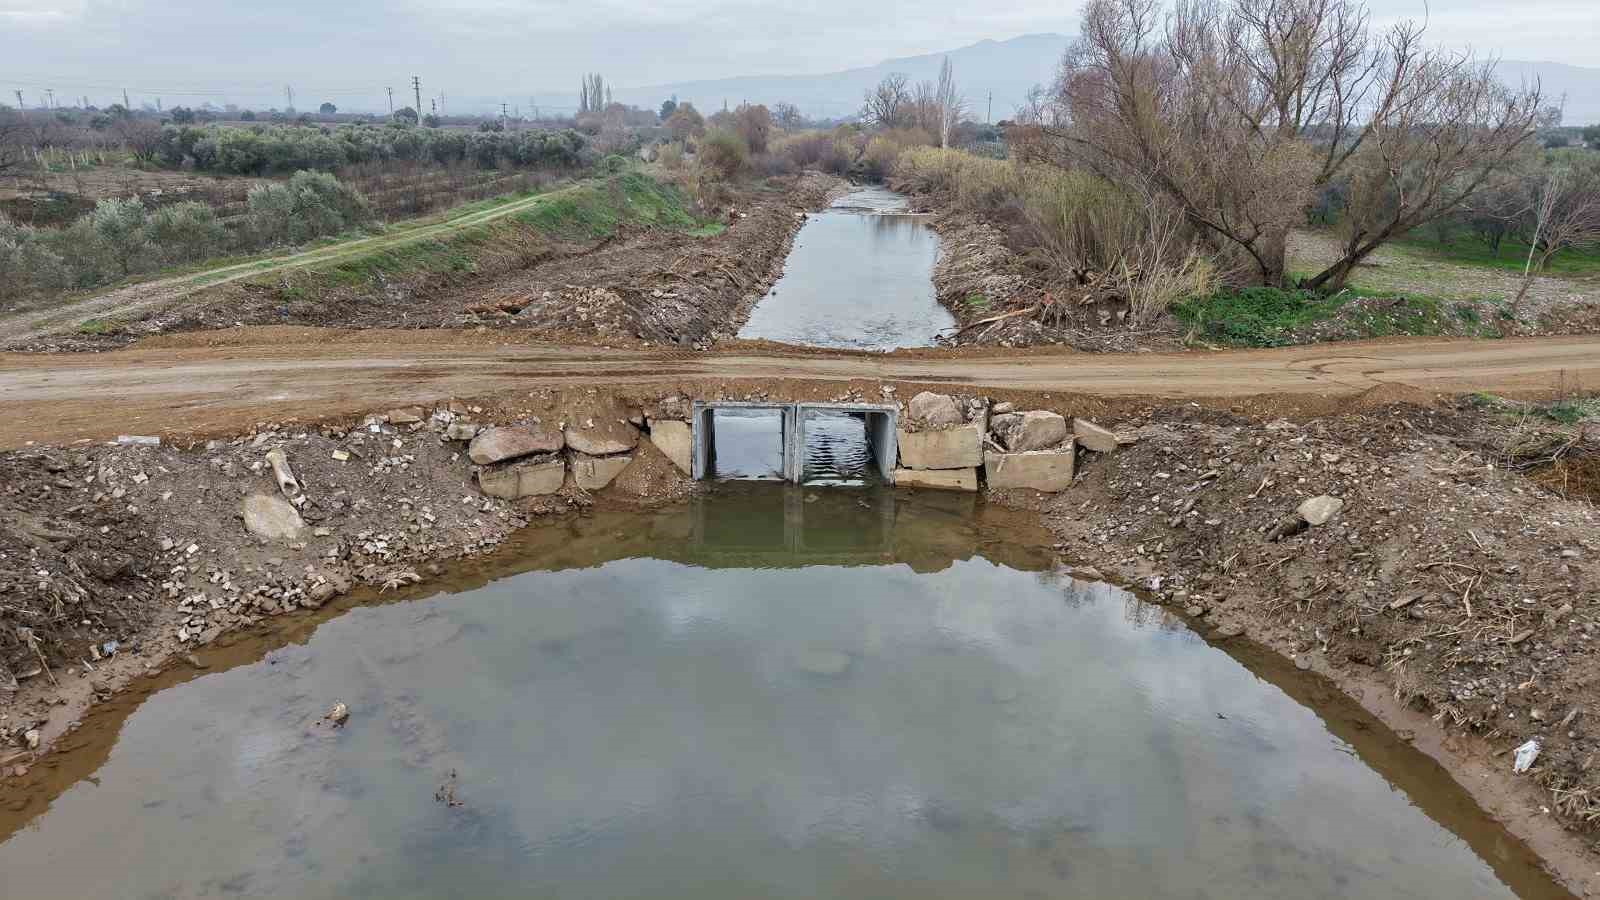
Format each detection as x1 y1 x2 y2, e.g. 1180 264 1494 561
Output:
477 458 565 499
894 467 978 491
984 442 1076 492
571 453 633 490
897 423 983 470
647 420 692 475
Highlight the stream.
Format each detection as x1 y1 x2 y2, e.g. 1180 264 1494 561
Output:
737 187 955 350
0 487 1572 899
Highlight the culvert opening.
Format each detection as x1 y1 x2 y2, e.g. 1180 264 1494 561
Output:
703 406 787 481
692 402 897 485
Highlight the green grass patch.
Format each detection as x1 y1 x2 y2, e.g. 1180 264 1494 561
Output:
962 292 991 312
685 222 726 238
1174 287 1348 346
76 318 124 336
1396 234 1600 278
515 171 700 239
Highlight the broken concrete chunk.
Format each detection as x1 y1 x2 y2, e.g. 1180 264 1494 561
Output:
983 444 1076 492
564 421 639 456
996 411 1068 452
264 448 302 498
894 467 978 491
444 421 480 441
468 425 564 465
477 458 565 500
387 407 424 425
907 391 963 426
1072 418 1121 454
898 423 983 470
1297 495 1345 526
647 420 693 475
241 494 306 542
571 453 633 490
116 435 160 446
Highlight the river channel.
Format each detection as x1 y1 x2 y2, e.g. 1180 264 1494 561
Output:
0 486 1570 899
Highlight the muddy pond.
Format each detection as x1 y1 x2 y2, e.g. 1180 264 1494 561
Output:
738 187 955 349
0 487 1574 898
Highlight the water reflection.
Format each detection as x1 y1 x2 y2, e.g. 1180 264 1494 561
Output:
0 487 1568 900
737 188 955 350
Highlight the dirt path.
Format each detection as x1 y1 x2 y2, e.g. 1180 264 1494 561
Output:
0 189 566 346
2 328 1597 448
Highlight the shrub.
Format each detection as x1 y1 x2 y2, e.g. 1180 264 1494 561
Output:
733 104 772 155
0 214 70 304
657 141 686 169
146 202 228 265
246 170 373 245
697 128 749 180
88 197 151 276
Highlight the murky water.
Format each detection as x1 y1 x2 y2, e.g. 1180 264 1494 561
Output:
738 187 955 349
801 409 876 485
0 488 1572 899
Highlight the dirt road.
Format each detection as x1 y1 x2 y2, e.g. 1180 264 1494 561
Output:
0 189 565 347
3 328 1597 448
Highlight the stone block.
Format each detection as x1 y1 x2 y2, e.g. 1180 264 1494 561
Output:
997 410 1068 451
1073 418 1121 454
468 425 564 465
241 493 305 541
908 391 962 426
984 444 1076 492
647 420 692 474
571 453 633 490
897 423 983 470
477 458 565 499
894 467 978 491
564 421 639 456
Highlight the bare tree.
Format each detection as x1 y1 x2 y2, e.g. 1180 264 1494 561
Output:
911 80 939 132
0 109 25 176
1047 0 1545 290
773 102 803 131
935 57 966 149
1512 166 1600 314
862 73 912 129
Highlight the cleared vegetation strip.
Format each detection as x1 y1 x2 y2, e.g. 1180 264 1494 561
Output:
0 187 572 345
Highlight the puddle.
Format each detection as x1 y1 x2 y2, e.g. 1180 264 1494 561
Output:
0 487 1575 899
738 187 955 349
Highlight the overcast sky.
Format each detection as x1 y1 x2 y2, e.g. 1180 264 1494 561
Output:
2 0 1595 112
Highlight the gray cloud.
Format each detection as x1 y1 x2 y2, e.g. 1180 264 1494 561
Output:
2 0 1593 114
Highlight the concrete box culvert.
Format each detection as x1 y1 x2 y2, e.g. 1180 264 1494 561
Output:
690 401 897 484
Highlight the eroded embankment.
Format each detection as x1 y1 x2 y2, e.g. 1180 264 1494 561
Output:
10 171 845 353
1 382 1598 894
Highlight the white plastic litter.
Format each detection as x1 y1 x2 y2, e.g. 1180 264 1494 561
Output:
1512 739 1541 774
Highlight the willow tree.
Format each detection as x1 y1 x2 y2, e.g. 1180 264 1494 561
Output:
1045 0 1545 290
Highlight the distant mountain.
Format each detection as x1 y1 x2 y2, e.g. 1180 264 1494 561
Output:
508 40 1594 127
1497 61 1600 126
603 34 1072 122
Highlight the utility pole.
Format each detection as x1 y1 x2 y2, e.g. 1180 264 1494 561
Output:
45 88 55 109
411 76 422 123
439 91 445 115
386 87 394 115
986 92 992 125
500 102 508 122
15 89 24 109
284 84 294 112
123 88 129 109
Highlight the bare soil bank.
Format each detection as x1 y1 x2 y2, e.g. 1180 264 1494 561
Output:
12 172 843 353
2 382 1598 894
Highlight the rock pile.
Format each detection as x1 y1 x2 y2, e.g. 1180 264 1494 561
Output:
891 392 1131 493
